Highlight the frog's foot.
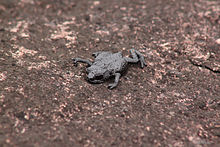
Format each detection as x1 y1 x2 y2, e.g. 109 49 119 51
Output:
108 83 117 89
108 73 121 89
72 58 92 66
125 49 147 68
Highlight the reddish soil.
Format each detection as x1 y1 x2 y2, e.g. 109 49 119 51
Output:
0 0 220 146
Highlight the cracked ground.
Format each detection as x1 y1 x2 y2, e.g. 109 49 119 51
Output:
0 0 220 146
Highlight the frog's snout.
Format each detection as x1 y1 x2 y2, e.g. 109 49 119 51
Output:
87 73 95 80
87 72 104 84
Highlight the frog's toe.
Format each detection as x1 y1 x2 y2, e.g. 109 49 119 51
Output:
140 58 147 68
108 83 117 89
72 58 78 66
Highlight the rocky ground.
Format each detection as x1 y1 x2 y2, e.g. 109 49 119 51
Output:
0 0 220 146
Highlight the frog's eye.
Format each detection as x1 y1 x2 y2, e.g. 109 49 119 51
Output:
86 68 91 73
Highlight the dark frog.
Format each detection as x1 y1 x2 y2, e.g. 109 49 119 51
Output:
72 49 146 89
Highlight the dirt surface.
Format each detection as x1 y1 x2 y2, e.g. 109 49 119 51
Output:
0 0 220 146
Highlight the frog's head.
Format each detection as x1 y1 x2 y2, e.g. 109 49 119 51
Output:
87 71 105 83
86 68 110 84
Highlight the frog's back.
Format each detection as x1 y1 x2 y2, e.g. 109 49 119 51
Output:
104 52 127 72
92 52 126 73
94 52 112 61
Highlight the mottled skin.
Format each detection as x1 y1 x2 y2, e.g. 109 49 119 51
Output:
73 49 146 89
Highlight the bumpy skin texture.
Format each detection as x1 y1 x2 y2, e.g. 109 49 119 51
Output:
73 49 146 89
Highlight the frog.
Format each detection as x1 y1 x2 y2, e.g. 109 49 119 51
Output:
72 49 146 89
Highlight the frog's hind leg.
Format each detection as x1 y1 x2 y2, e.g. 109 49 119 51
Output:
72 58 92 66
108 73 121 89
125 49 146 68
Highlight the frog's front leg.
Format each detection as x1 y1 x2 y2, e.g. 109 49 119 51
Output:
72 58 92 67
108 73 121 89
125 49 146 68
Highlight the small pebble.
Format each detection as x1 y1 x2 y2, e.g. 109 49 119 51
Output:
215 38 220 45
95 38 100 43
